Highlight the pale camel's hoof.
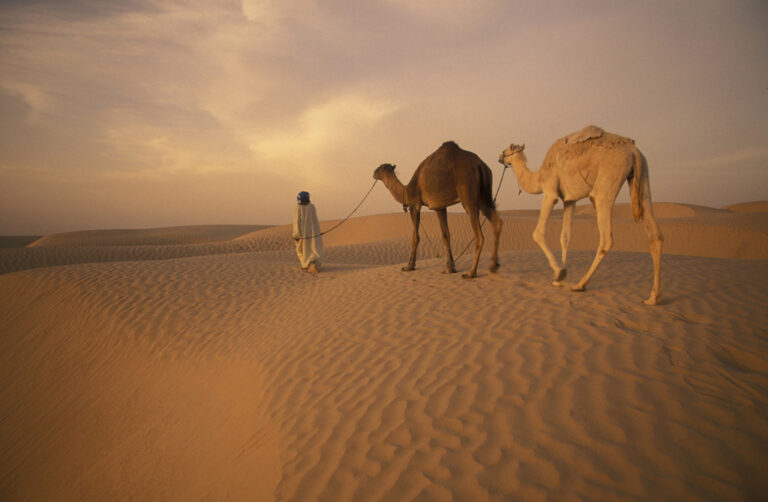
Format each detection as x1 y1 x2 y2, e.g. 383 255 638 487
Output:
551 281 564 287
401 265 415 272
643 295 662 306
443 268 457 274
571 284 586 292
308 263 319 274
462 272 477 279
555 268 567 282
489 263 500 273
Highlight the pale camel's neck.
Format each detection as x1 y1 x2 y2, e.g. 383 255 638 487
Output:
381 172 407 205
509 153 542 194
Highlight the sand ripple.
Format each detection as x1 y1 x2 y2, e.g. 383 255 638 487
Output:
1 206 767 500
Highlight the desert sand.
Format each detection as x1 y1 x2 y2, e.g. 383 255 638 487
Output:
1 201 767 501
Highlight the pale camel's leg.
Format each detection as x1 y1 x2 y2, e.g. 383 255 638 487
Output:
480 204 503 273
640 185 663 305
533 195 565 283
403 207 420 271
435 208 456 274
555 200 575 286
463 208 484 279
572 197 614 291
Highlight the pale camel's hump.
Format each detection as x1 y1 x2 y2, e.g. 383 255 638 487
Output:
542 131 637 199
543 132 635 170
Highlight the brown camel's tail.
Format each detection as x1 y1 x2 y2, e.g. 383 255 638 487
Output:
479 162 496 210
630 149 645 222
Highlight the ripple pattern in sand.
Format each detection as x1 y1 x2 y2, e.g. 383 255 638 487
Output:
2 246 767 501
254 252 768 501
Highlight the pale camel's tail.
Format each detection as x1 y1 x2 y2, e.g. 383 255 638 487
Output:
630 149 645 222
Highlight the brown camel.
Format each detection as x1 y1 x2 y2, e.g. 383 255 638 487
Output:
499 125 664 305
373 141 503 278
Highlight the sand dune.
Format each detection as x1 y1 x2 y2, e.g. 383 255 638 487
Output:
1 202 767 500
722 200 768 214
29 224 267 247
2 202 766 276
0 236 40 249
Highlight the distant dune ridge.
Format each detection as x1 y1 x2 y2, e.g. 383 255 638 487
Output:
1 201 767 500
27 224 268 247
1 202 767 277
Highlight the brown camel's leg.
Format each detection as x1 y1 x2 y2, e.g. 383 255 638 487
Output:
556 200 575 285
403 207 420 272
481 205 503 273
533 195 565 283
639 182 663 305
463 207 484 279
573 197 614 291
435 209 456 274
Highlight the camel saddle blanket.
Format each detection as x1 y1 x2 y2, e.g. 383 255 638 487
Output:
565 125 605 144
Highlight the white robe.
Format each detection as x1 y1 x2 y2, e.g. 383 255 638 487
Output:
293 202 323 268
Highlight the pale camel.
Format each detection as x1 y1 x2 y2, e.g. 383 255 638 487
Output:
374 141 503 278
499 125 663 305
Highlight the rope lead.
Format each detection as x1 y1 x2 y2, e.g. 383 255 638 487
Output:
294 180 378 241
455 164 509 261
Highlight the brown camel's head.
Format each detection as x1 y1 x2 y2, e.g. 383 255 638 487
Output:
499 143 525 165
373 163 396 180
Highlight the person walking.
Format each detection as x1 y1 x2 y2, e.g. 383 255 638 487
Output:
293 191 323 273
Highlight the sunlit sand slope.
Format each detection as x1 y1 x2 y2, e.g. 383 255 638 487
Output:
1 210 767 500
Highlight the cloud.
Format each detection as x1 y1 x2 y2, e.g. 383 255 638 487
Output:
0 81 51 122
669 146 768 171
1 0 767 232
240 0 280 24
249 91 400 182
383 0 496 24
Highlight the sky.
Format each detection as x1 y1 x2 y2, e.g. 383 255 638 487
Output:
1 0 766 234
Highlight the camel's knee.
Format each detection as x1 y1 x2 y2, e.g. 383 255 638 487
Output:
600 236 613 254
642 216 663 240
492 220 503 240
532 230 546 246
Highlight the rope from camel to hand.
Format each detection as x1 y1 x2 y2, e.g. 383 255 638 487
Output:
454 164 509 261
294 179 378 241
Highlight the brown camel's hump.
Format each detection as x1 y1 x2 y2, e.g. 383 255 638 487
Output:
438 140 486 164
416 141 465 171
441 140 460 150
410 140 492 207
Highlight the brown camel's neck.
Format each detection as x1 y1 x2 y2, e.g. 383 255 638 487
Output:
509 153 542 194
380 171 408 205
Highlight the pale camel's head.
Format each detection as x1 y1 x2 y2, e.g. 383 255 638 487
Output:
499 143 526 165
373 163 396 180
